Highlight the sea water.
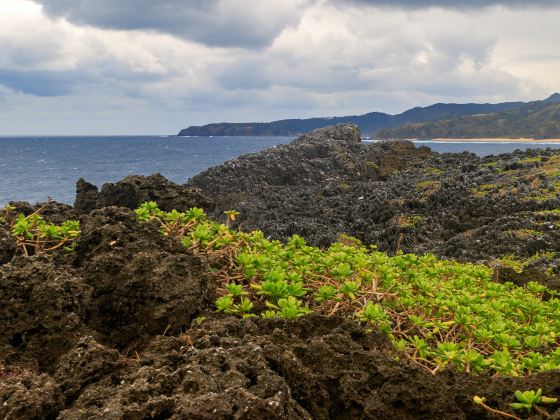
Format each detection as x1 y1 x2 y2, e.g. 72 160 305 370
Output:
1 135 560 206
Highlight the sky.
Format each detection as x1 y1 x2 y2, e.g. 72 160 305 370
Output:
0 0 559 135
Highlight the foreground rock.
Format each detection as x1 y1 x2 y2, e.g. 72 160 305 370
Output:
0 224 16 264
0 207 208 373
2 315 560 419
76 207 209 348
0 256 92 371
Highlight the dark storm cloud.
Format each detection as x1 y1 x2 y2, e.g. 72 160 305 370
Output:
32 0 308 48
0 69 88 96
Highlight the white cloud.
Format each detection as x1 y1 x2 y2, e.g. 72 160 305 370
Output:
0 0 558 134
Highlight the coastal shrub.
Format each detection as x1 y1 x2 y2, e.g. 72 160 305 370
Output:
474 389 558 418
137 202 560 376
3 204 80 255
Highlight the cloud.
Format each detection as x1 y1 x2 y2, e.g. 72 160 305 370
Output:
0 0 559 135
334 0 560 9
215 6 517 102
0 69 89 96
31 0 310 48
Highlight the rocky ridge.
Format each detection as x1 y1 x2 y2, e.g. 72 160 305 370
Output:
186 125 560 282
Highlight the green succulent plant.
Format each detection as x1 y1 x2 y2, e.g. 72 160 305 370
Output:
7 205 80 256
510 389 557 413
137 202 560 377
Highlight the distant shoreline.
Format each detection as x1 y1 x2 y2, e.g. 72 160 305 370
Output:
414 138 560 143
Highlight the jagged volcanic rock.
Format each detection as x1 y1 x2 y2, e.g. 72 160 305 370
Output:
74 173 215 213
187 124 560 281
0 224 16 265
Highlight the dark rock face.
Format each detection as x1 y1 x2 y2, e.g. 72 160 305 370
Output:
189 124 429 196
74 173 215 213
76 207 209 348
188 124 432 246
0 256 93 371
0 207 209 371
74 178 100 213
53 336 119 403
0 224 16 265
0 369 64 419
4 315 560 419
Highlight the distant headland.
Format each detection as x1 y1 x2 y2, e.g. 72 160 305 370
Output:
178 93 560 139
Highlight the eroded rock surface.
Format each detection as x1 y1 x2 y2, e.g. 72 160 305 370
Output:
188 124 432 246
0 256 92 371
75 173 215 213
0 224 16 265
3 315 560 419
0 206 209 368
76 207 209 348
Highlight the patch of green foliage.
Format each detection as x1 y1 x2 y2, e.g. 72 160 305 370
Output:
394 214 423 229
519 156 542 164
474 389 558 419
421 167 443 175
471 183 500 198
536 209 560 216
0 205 16 225
510 389 557 414
492 252 556 276
366 161 379 171
137 202 560 376
416 180 440 200
506 229 542 239
416 180 440 189
2 204 80 255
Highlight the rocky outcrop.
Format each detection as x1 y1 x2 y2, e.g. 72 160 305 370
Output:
0 224 16 265
76 207 208 348
3 314 560 419
186 125 560 282
188 124 430 195
74 173 215 213
0 207 209 373
187 124 432 243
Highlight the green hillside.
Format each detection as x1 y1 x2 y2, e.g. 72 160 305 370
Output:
377 96 560 140
178 100 524 136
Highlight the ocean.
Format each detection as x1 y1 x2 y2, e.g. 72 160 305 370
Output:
1 135 560 206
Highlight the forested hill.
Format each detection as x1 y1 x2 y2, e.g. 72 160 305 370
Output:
377 93 560 140
177 99 525 137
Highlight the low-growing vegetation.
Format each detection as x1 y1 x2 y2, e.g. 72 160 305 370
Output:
2 204 80 255
394 213 424 229
416 179 440 199
475 389 558 419
137 202 560 377
491 252 556 275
